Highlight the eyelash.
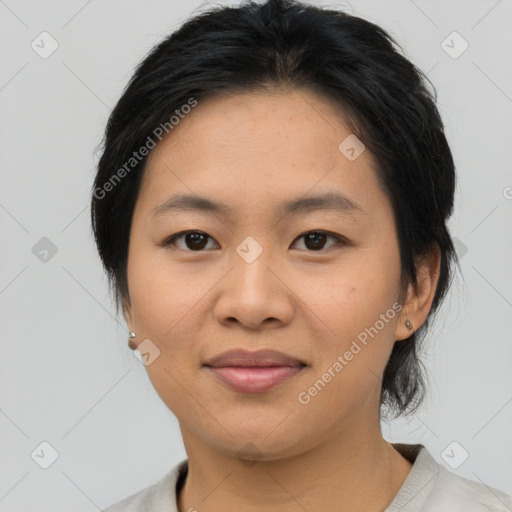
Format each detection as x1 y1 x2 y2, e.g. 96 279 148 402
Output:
162 230 347 253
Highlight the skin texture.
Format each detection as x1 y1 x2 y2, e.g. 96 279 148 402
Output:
123 88 441 512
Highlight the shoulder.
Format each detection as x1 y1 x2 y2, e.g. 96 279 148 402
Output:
388 444 512 512
101 459 188 512
424 464 512 512
101 483 155 512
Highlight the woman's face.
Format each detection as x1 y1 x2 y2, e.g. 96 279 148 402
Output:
124 88 411 459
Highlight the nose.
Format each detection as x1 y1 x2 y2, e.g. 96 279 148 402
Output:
213 251 294 330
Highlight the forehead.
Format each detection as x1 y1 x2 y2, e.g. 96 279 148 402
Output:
137 88 385 218
149 88 355 159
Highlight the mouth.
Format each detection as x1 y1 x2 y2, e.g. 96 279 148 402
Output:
204 364 307 393
203 348 308 393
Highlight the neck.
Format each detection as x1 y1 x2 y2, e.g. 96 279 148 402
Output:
177 419 413 512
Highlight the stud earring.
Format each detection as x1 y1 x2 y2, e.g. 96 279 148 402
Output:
405 319 414 332
128 331 137 350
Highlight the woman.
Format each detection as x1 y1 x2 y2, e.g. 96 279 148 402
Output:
92 0 512 510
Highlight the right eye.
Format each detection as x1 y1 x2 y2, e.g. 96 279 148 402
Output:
162 231 219 251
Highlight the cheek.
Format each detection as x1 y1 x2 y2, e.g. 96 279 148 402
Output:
304 249 401 384
310 249 399 329
127 247 206 336
126 252 207 410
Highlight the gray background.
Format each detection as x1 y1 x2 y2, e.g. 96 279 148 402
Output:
1 0 511 510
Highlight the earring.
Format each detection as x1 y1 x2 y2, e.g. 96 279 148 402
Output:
128 331 137 350
405 319 414 332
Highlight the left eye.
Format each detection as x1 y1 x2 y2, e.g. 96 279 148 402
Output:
291 231 344 251
163 230 345 252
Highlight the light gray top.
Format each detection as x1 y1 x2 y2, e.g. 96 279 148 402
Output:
102 443 512 511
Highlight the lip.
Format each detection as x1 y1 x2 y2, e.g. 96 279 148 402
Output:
206 366 305 393
204 348 306 368
203 349 307 393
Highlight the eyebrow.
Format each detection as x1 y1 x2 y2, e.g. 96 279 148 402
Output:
151 191 364 218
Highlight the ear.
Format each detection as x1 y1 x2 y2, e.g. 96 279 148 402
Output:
395 244 441 341
122 296 134 332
